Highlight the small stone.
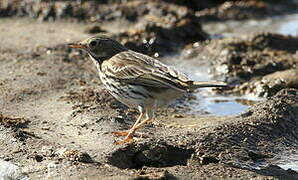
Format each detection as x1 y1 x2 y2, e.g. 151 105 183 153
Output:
34 155 43 162
36 72 46 76
248 151 269 161
199 156 219 165
172 114 184 118
76 152 93 163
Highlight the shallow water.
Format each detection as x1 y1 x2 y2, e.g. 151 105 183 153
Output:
163 52 261 116
277 153 298 172
193 93 261 116
203 13 298 37
250 153 298 173
279 162 298 172
201 12 298 173
168 13 298 116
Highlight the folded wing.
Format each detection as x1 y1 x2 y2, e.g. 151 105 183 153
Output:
101 51 193 92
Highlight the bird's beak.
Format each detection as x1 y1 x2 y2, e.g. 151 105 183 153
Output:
68 43 87 49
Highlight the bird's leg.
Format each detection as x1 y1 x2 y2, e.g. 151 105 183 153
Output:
111 110 143 137
114 119 149 145
133 102 156 130
113 106 146 144
133 118 151 130
114 108 155 145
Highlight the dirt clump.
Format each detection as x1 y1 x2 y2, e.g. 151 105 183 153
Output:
200 33 298 97
0 114 29 128
107 140 194 169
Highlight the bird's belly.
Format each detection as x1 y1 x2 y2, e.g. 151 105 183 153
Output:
100 76 154 108
99 73 185 109
153 89 184 107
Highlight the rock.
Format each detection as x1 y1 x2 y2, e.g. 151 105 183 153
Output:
34 154 44 162
41 146 55 157
258 164 298 178
0 159 29 180
61 149 93 163
233 68 298 97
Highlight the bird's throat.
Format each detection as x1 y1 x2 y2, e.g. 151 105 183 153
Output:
88 54 103 70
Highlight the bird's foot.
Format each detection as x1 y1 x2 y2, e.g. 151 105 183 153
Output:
110 130 135 145
109 131 149 138
110 131 129 137
114 136 134 145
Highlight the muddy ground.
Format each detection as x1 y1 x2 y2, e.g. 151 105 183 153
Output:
0 18 297 180
1 1 298 179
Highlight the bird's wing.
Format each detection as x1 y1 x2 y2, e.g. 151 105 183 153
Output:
101 51 192 92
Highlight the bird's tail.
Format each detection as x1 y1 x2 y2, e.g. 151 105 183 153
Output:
188 81 227 90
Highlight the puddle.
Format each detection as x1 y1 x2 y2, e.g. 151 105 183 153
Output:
248 152 298 172
162 55 261 116
192 93 260 116
279 162 298 172
276 153 298 172
203 13 298 37
278 16 298 36
161 13 298 116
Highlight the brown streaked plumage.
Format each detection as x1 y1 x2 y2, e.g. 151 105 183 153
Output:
69 35 227 144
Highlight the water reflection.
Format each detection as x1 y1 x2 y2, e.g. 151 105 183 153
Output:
195 93 260 116
278 16 298 36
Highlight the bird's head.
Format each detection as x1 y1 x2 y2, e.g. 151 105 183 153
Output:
69 35 127 61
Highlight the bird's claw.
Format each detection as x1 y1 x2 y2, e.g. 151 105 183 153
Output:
114 136 134 145
106 130 149 145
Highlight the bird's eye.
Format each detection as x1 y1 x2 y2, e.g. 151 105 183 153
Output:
90 41 97 47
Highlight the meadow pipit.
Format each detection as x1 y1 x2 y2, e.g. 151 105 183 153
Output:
69 35 226 144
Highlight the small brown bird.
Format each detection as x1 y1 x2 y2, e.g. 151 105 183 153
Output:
69 35 226 144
